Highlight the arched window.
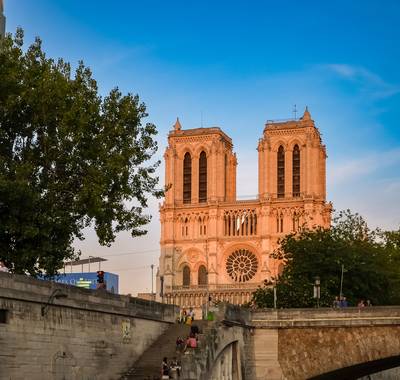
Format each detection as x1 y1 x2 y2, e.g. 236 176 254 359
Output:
277 146 285 198
182 265 191 287
183 152 192 203
199 151 207 203
292 144 300 197
198 265 207 286
183 217 189 237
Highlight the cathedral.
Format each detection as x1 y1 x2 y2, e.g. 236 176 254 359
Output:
156 108 331 309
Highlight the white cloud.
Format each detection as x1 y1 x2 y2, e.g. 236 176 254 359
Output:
325 64 400 99
328 149 400 185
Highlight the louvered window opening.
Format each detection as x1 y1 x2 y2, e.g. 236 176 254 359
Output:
198 265 207 286
293 145 300 197
277 146 285 198
199 151 207 203
183 153 192 204
182 266 191 287
223 210 257 236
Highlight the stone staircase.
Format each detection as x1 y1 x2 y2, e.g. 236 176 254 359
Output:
120 321 211 380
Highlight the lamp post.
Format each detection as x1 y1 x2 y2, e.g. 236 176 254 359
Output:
151 264 154 300
88 255 94 272
205 239 210 319
314 276 321 308
339 264 344 299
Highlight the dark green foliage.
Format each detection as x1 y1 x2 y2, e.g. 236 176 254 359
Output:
252 210 400 308
0 30 163 276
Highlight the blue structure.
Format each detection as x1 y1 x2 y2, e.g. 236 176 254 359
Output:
53 272 119 294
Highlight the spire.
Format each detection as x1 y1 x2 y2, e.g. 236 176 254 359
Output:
0 0 5 38
302 106 311 121
173 117 182 131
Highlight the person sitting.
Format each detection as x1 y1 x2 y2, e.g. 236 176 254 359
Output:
179 309 187 324
161 357 170 379
170 357 181 379
176 336 184 352
185 333 197 350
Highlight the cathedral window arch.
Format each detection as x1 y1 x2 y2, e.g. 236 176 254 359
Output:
182 265 191 287
292 144 300 197
277 145 285 198
182 217 189 237
183 152 192 204
198 265 207 286
277 212 284 233
199 151 207 203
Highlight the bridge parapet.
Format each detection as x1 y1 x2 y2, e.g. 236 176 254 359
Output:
251 306 400 328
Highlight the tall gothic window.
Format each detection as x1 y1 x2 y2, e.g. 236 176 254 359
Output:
293 144 300 197
182 265 191 287
198 265 207 286
199 151 207 203
277 146 285 198
183 152 192 204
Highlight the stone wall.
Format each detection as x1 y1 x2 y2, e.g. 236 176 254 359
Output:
0 272 178 380
250 307 400 380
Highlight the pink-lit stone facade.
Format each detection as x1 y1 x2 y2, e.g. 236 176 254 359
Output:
157 109 331 308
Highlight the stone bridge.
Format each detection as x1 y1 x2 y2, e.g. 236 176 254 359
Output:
2 271 400 380
184 305 400 380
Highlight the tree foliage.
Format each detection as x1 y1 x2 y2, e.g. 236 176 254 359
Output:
0 30 163 276
252 210 400 308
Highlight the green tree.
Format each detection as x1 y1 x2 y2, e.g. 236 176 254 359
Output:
0 30 163 276
252 210 400 308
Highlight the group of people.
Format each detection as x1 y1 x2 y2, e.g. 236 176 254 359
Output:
161 357 181 379
178 307 195 325
332 296 372 308
160 309 201 379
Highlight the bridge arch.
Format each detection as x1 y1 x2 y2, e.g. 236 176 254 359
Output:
309 354 400 380
210 340 240 380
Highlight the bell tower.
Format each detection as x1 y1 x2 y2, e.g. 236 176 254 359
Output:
258 107 327 201
163 118 237 207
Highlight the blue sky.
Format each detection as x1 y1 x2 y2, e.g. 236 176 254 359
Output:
5 1 400 293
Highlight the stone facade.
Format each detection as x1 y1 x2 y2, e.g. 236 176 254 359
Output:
157 108 331 309
0 272 177 380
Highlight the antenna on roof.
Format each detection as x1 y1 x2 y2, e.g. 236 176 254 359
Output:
201 111 204 128
293 104 298 120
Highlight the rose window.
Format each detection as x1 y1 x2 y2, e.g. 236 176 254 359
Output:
226 249 258 282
